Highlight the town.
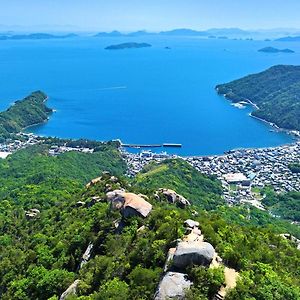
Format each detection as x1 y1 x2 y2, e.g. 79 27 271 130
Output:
1 132 299 210
122 142 300 208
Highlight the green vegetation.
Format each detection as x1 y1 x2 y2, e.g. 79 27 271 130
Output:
0 91 52 140
133 159 224 210
0 144 126 209
0 159 300 299
0 90 299 299
216 65 300 131
105 42 152 50
289 163 300 173
262 188 300 222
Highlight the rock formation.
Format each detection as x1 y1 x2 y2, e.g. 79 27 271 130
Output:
155 219 215 299
79 243 93 269
59 280 80 300
156 189 191 208
25 208 40 219
173 240 215 269
154 272 192 300
107 190 152 218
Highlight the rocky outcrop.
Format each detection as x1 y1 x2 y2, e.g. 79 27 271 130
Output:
79 243 93 269
154 272 192 300
25 208 40 219
155 219 216 299
86 177 101 188
280 233 300 250
173 241 215 269
86 172 119 189
156 189 191 208
59 280 80 300
107 190 152 218
172 219 215 269
184 219 199 228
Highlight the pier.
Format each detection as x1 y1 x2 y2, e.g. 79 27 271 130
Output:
121 143 182 149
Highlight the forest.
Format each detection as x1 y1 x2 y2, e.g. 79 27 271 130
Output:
0 91 51 141
216 65 300 131
0 145 300 299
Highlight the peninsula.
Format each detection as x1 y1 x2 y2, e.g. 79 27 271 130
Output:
258 46 294 53
216 65 300 131
105 42 152 50
0 91 52 140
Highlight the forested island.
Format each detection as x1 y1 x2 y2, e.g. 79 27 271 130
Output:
105 42 152 50
0 91 52 140
216 65 300 131
258 47 294 53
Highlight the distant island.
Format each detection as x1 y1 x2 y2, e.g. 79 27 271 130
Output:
216 65 300 131
0 91 52 140
105 42 152 50
94 28 253 38
275 36 300 42
258 47 295 53
0 33 77 41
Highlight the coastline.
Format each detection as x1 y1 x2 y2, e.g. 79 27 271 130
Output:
218 91 300 140
22 96 54 132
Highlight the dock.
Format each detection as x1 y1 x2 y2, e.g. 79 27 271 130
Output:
121 143 182 149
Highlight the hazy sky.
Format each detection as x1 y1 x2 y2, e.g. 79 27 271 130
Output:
1 0 300 31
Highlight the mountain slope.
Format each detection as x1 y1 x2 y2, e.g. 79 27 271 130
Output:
133 159 225 209
216 65 300 131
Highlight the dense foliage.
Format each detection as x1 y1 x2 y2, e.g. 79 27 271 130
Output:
0 144 126 208
216 65 300 130
0 91 51 140
133 159 224 210
263 188 300 222
0 147 300 299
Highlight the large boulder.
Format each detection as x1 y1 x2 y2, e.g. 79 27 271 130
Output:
154 272 192 300
107 190 152 218
184 219 199 229
173 241 215 269
106 189 126 209
60 280 80 300
157 189 191 208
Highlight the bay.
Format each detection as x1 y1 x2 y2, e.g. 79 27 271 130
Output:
0 36 298 155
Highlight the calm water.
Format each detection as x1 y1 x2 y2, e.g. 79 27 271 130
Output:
0 36 299 156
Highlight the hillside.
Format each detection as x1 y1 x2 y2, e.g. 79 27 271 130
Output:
0 155 300 299
263 189 300 222
0 91 52 139
133 159 224 210
216 65 300 131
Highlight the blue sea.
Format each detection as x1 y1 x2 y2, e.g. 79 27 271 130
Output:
0 36 299 156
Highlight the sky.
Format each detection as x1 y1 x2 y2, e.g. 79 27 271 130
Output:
0 0 300 32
